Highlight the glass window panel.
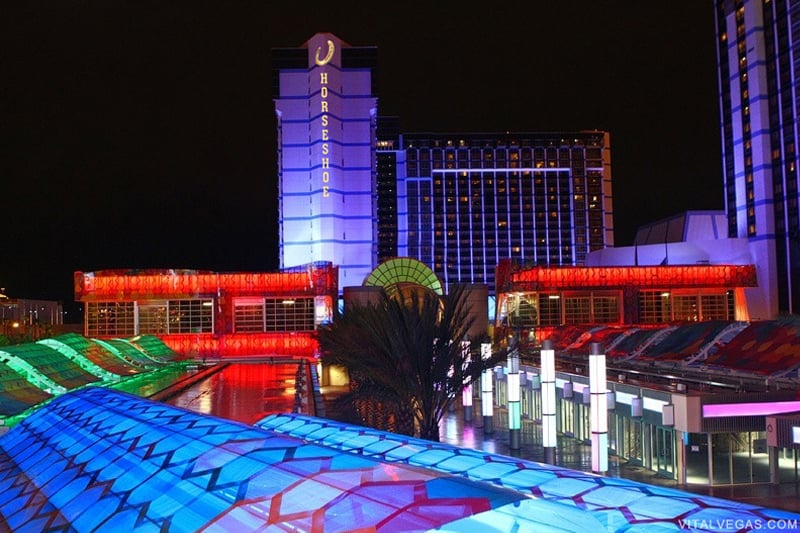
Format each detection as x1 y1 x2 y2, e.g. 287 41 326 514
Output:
86 302 135 337
168 300 213 333
139 302 168 334
265 297 314 332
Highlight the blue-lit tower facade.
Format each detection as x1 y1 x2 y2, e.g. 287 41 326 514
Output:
378 132 614 292
715 0 800 317
274 33 378 289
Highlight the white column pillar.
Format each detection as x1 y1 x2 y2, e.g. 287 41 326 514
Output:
461 339 473 422
507 342 521 450
541 339 557 463
481 342 494 434
589 342 608 473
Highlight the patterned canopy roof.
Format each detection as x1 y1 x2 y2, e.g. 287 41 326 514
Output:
1 388 798 532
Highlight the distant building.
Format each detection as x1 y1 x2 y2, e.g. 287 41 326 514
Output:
714 0 800 316
272 34 614 296
0 292 62 328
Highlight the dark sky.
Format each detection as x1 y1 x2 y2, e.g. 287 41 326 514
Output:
2 2 722 318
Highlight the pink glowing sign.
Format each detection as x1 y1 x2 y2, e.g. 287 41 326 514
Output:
703 401 800 418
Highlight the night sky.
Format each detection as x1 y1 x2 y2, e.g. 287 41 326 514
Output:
2 2 721 320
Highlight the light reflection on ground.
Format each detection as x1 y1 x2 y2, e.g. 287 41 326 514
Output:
165 363 301 424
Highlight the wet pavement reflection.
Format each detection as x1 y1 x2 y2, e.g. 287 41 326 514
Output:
164 362 301 425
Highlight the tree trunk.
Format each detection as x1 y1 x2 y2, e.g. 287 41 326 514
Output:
419 417 440 442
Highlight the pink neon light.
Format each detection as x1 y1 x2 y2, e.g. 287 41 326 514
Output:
703 401 800 418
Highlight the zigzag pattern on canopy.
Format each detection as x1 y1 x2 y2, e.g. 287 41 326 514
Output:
258 413 800 531
0 388 616 532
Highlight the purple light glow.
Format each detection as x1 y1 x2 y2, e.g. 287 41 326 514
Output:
702 401 800 418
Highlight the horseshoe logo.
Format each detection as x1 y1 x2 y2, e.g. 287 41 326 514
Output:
315 39 335 66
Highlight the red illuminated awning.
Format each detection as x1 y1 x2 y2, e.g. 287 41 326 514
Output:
500 264 757 292
74 265 339 301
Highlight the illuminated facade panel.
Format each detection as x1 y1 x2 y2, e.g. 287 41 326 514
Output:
715 0 800 315
499 262 757 292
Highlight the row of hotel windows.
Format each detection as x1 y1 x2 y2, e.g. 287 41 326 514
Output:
406 147 602 162
403 137 604 149
407 160 599 175
499 290 734 327
85 298 316 337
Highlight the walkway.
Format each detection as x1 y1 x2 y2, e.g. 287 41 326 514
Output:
323 386 800 514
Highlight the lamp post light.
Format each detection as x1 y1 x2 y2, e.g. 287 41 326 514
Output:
589 342 608 474
461 338 473 422
481 342 494 434
507 337 521 450
541 339 557 464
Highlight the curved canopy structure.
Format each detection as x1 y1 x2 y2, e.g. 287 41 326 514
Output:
363 257 444 295
1 388 797 532
0 334 183 422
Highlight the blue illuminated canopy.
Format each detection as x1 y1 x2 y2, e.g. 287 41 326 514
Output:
1 389 798 531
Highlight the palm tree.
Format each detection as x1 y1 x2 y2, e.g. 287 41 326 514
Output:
317 284 508 441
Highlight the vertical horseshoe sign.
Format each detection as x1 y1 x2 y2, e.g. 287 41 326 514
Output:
316 38 335 198
315 40 335 66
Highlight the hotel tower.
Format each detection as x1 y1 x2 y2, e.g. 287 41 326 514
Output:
273 33 378 289
273 33 614 295
715 0 800 316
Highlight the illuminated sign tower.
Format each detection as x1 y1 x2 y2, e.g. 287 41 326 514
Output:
274 33 378 289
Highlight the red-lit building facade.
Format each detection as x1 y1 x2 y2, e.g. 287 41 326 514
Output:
74 263 338 358
494 259 758 342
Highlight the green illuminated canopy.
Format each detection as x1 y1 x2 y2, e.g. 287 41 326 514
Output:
364 257 443 295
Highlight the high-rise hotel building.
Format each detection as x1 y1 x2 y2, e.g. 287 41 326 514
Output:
273 34 614 294
715 0 800 315
377 130 613 291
